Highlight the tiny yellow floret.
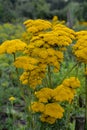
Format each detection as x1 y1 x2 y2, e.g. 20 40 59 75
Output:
9 96 16 101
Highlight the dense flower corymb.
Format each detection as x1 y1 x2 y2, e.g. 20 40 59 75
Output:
73 31 87 63
0 39 27 54
24 19 52 35
62 77 80 89
9 96 16 101
31 77 80 124
14 56 38 70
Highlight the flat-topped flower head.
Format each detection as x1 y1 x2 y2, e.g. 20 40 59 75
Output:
39 103 64 124
43 103 64 119
31 76 80 124
0 39 27 54
23 19 52 35
53 24 75 40
75 31 87 39
35 88 54 103
40 114 56 124
14 56 38 70
62 77 80 89
9 96 16 102
53 85 75 103
73 31 87 63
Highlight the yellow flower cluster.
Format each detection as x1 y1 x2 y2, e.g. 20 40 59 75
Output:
31 77 80 124
23 21 75 74
25 40 63 73
52 15 65 26
31 101 64 124
52 16 58 22
19 69 44 89
16 18 75 88
75 31 87 39
73 31 87 63
53 85 75 102
0 39 27 54
31 31 72 47
54 77 80 102
14 56 38 70
14 56 45 88
62 77 80 89
53 24 75 40
23 19 52 35
9 96 16 102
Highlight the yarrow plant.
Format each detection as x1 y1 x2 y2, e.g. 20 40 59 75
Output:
0 17 83 129
31 77 80 124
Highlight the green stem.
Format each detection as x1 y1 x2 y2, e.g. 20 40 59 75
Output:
13 54 34 129
42 77 49 87
84 64 87 129
27 94 35 130
40 123 46 130
66 104 72 130
13 53 19 76
26 73 35 130
75 63 79 77
13 53 27 103
11 101 15 130
59 62 78 85
48 65 52 88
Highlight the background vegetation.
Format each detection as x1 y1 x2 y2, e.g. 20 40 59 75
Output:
0 0 87 23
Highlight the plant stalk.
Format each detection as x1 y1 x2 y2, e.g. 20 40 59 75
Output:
59 62 78 85
48 65 52 88
85 64 87 129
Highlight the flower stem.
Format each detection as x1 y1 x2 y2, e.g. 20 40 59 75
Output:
84 64 87 129
48 65 52 88
11 101 15 130
66 103 72 130
13 53 19 76
59 62 78 85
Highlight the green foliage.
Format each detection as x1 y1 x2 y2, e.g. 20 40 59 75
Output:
0 23 24 43
0 0 87 22
0 54 27 129
0 0 16 22
15 0 51 19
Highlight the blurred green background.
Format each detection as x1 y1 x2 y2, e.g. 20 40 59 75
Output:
0 0 87 23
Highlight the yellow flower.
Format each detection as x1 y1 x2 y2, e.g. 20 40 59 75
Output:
62 77 80 89
40 114 56 124
31 102 45 113
20 71 29 84
20 69 44 89
23 19 52 35
73 32 87 63
52 15 58 22
44 103 64 119
0 39 27 54
9 96 16 101
53 85 75 102
35 88 54 103
14 56 38 70
75 31 87 39
52 16 65 26
30 76 80 124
